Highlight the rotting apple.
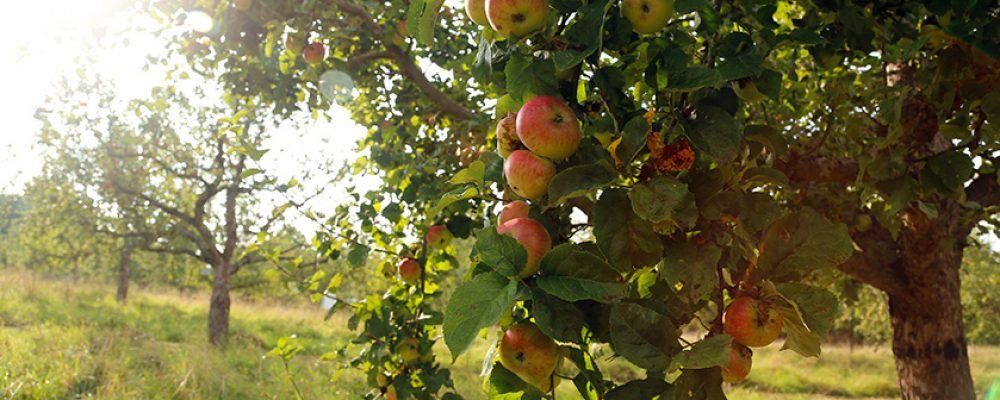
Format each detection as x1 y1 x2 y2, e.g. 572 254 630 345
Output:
498 200 530 226
723 296 783 347
497 217 551 278
621 0 673 34
426 224 453 249
398 258 421 285
499 322 560 393
496 113 520 158
516 96 581 160
503 150 555 200
486 0 549 38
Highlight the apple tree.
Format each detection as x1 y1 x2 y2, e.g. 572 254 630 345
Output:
148 0 999 398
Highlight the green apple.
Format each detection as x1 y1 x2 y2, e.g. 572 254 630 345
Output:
486 0 549 38
499 322 559 392
426 225 453 249
621 0 673 34
396 338 421 363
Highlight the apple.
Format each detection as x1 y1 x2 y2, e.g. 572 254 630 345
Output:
516 96 581 160
499 322 559 392
497 217 551 278
486 0 549 38
721 342 752 382
303 42 325 64
498 200 530 226
426 224 453 249
396 337 421 363
466 0 489 25
621 0 673 34
285 32 306 54
504 150 555 200
496 113 520 158
375 369 391 387
385 386 397 400
398 258 421 284
723 296 783 347
233 0 252 10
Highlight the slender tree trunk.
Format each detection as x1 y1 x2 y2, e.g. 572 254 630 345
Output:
208 260 232 347
888 206 976 399
72 256 80 282
116 243 132 304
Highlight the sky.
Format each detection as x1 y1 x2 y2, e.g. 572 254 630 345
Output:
0 0 373 234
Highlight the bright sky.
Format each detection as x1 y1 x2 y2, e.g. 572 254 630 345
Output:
0 0 375 235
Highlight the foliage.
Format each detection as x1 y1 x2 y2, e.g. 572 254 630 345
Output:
146 0 1000 397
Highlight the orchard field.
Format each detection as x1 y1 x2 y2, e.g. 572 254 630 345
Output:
2 269 999 399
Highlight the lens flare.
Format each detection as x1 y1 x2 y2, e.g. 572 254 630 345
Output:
186 10 214 34
319 70 355 104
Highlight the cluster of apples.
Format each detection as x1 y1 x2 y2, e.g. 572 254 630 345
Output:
395 224 454 285
464 0 675 37
499 96 581 200
719 295 784 382
284 32 325 65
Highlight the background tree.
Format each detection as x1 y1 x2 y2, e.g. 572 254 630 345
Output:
148 0 999 398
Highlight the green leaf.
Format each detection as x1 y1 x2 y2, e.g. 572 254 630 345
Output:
666 66 723 91
449 160 486 186
347 244 369 267
547 162 617 205
444 272 518 359
667 334 732 370
594 189 664 272
505 52 558 103
475 228 529 278
488 363 545 400
553 0 612 70
660 240 721 303
761 281 821 357
606 378 670 400
428 186 478 220
531 288 586 343
926 151 974 194
406 0 443 46
774 283 840 337
751 208 854 282
742 167 789 186
536 244 624 303
615 116 650 164
684 105 742 164
240 168 263 179
480 151 505 184
609 302 679 370
629 175 694 232
715 32 765 81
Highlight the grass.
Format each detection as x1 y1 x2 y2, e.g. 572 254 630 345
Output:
1 269 998 399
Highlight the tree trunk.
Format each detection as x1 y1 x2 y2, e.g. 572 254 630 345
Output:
116 243 132 304
888 206 976 399
208 260 232 347
72 257 80 282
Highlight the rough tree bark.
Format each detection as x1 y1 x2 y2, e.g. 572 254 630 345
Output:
116 242 133 304
208 260 232 346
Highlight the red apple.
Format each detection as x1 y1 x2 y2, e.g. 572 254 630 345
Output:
486 0 549 38
723 296 783 347
622 0 673 34
721 342 752 382
466 0 489 25
385 386 397 400
497 113 520 158
303 42 325 64
499 322 559 392
516 96 581 160
398 258 421 284
498 200 530 226
497 217 551 278
504 150 555 200
396 337 420 363
426 225 453 249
